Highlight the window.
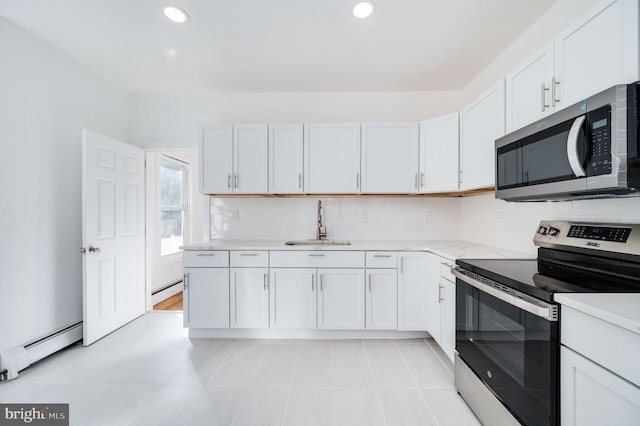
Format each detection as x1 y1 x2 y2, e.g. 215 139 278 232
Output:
160 156 189 256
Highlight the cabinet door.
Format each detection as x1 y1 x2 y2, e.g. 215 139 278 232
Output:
365 269 397 330
459 79 505 191
397 253 429 330
361 123 419 193
505 42 555 133
230 268 269 328
317 269 365 330
555 0 639 108
233 124 268 194
304 123 361 194
200 125 233 194
269 124 304 194
184 268 229 328
561 346 640 426
269 268 317 329
419 113 459 193
425 254 442 341
440 278 456 363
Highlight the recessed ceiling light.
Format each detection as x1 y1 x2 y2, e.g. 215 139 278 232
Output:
164 5 189 23
353 1 375 19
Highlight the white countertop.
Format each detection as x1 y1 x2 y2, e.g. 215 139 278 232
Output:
555 293 640 336
182 239 531 261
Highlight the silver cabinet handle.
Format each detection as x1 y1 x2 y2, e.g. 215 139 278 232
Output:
414 173 418 188
308 254 325 257
234 173 239 189
311 275 314 291
374 254 391 258
183 273 188 289
196 253 215 256
438 283 443 303
239 253 259 256
356 173 360 189
368 275 371 292
264 273 268 290
442 262 454 268
298 173 302 189
400 257 404 274
420 172 425 188
541 83 550 112
227 174 232 189
552 76 560 107
320 274 323 292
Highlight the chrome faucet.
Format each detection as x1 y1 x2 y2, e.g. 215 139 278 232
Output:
316 200 327 240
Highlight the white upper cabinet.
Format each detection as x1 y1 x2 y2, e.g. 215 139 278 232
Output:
506 0 639 133
361 123 419 193
233 124 269 194
304 123 361 194
199 124 268 194
506 42 555 133
459 79 505 191
269 124 304 194
419 112 459 193
555 0 638 108
200 125 234 194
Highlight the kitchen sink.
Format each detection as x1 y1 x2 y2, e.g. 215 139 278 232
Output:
284 240 351 246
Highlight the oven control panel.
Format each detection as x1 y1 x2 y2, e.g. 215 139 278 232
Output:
567 225 631 243
534 220 640 258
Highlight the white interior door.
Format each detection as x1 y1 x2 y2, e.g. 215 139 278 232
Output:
82 129 145 345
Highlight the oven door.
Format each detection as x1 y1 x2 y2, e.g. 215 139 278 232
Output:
454 270 559 426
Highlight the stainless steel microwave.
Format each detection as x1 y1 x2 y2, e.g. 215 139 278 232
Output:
495 82 640 201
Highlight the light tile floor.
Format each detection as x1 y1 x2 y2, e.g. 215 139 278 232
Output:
0 312 480 426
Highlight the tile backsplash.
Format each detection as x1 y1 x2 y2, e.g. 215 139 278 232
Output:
208 193 640 256
210 196 461 241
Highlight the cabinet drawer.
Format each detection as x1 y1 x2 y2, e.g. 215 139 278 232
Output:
440 257 456 283
183 250 229 267
230 251 269 267
270 251 365 268
366 252 398 268
562 306 640 387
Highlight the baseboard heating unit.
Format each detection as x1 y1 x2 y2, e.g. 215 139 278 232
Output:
0 321 82 380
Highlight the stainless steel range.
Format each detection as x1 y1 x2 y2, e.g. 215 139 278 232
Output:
453 220 640 426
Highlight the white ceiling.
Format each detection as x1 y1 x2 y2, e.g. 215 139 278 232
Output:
0 0 556 94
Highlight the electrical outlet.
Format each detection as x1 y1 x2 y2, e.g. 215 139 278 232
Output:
360 211 368 223
224 209 239 222
495 208 505 222
422 211 432 224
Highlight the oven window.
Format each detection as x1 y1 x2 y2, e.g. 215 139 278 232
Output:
456 280 559 426
476 302 525 386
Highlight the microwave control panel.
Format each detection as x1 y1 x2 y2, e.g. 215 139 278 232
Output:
587 105 612 176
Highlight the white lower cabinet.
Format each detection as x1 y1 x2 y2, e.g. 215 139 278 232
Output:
184 267 230 328
317 269 365 330
397 252 429 330
230 268 269 328
365 269 398 330
426 253 456 361
269 268 317 329
561 346 640 426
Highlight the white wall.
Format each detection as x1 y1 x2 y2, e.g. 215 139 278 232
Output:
0 17 130 353
129 90 461 150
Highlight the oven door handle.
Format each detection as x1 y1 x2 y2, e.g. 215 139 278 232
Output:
452 268 557 321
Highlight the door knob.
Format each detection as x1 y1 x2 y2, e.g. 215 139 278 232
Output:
88 246 101 253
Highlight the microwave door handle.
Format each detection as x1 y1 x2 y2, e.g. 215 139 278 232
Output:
566 115 587 177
